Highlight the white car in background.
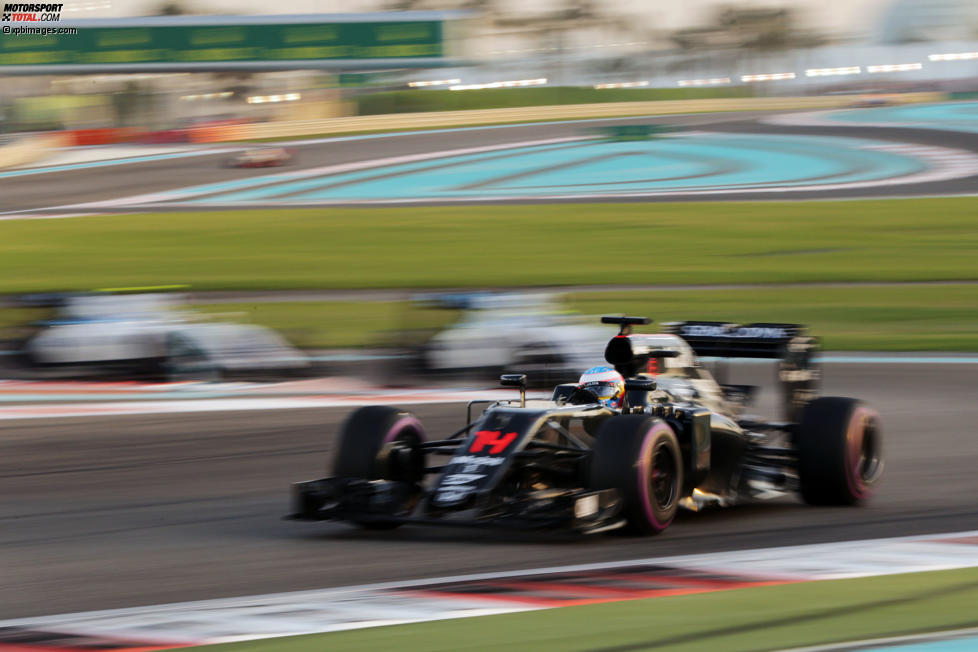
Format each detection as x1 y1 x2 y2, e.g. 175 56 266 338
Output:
19 292 307 381
417 293 612 383
224 146 294 168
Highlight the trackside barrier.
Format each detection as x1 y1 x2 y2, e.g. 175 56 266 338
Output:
218 93 948 142
64 128 138 146
0 132 71 169
189 124 255 143
134 128 192 144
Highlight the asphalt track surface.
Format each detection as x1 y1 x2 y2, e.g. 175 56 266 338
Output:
2 362 977 619
2 109 978 213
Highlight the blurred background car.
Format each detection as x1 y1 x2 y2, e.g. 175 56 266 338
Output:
404 292 612 385
224 146 295 168
15 291 308 381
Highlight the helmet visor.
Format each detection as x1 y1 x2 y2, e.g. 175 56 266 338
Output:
583 381 621 400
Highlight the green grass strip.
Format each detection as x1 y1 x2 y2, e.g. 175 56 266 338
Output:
1 198 976 293
178 567 978 652
193 301 455 350
191 283 978 351
4 283 974 351
354 86 754 115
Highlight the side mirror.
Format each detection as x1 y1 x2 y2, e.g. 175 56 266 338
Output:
500 374 527 407
500 374 527 387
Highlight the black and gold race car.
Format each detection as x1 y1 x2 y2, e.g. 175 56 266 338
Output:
289 316 883 535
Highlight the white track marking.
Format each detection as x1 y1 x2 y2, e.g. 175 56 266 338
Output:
40 136 590 211
120 140 978 207
2 531 976 646
20 145 216 169
763 110 907 129
763 110 941 131
782 627 978 652
0 390 553 420
19 132 978 216
0 212 97 221
665 537 978 580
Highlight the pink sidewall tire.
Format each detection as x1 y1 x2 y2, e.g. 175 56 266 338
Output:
590 415 682 535
796 397 884 506
332 405 426 529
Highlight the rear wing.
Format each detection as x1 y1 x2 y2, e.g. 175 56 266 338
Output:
600 318 819 421
664 321 820 421
662 321 817 359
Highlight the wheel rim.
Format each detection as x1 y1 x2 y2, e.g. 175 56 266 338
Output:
845 408 884 498
856 416 884 485
377 431 424 519
386 435 425 484
650 440 678 510
378 416 426 485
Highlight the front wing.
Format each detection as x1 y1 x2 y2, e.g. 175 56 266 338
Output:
289 477 624 535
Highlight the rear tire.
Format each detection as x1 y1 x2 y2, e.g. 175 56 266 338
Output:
333 406 426 529
590 415 682 535
796 397 883 505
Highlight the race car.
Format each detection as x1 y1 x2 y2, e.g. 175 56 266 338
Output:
224 146 294 168
17 291 308 381
289 316 883 535
407 292 612 384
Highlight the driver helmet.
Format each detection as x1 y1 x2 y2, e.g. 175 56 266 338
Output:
578 366 625 408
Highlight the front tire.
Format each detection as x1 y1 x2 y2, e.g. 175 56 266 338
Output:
590 415 683 535
333 406 426 529
796 397 883 505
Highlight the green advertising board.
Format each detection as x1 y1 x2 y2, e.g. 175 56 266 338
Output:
0 17 447 70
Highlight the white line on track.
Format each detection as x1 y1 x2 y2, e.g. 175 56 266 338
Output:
763 110 898 129
0 212 97 221
123 139 978 207
2 530 976 647
37 136 591 212
0 146 243 181
762 110 943 132
4 131 978 219
782 627 978 652
3 351 978 418
0 390 552 420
